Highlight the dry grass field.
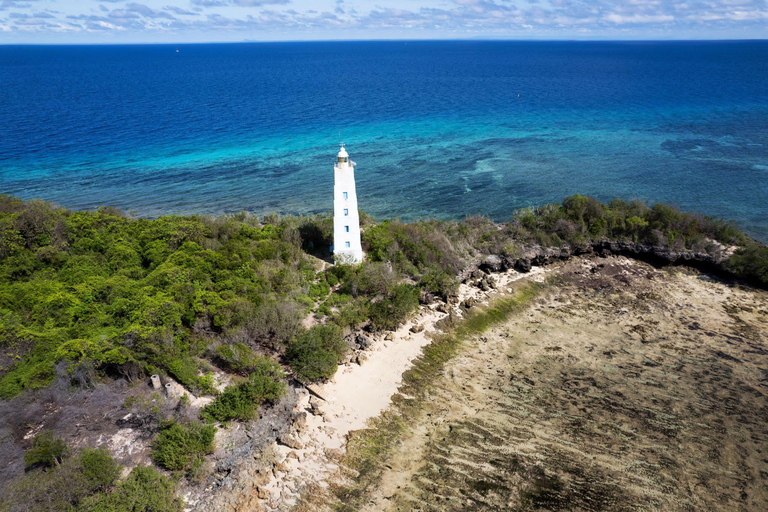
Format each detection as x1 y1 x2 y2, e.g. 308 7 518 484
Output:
362 257 768 511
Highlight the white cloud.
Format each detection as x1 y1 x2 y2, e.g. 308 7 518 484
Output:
604 13 674 23
3 0 768 40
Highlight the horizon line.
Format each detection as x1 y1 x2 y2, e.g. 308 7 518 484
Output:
2 37 768 46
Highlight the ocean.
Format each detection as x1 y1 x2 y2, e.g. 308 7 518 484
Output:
1 41 767 241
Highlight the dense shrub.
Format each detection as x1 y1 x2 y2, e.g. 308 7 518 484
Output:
150 422 216 472
165 356 217 396
418 267 458 299
0 195 316 398
726 244 768 286
200 357 286 423
286 324 347 382
330 300 369 331
77 447 122 491
215 342 262 374
3 447 120 511
368 284 420 332
80 466 183 512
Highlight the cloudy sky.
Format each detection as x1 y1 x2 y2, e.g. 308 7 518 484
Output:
1 0 767 43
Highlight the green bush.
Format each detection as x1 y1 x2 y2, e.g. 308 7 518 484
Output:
78 447 122 492
331 300 369 330
308 280 331 299
726 244 768 286
24 430 68 468
215 342 261 374
200 357 286 423
165 356 217 396
80 466 183 512
286 324 347 382
368 284 420 332
150 422 216 472
3 447 120 511
418 267 458 299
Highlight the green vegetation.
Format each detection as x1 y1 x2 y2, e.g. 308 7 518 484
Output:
1 193 767 508
2 439 181 512
0 195 317 398
367 283 420 332
215 342 265 375
286 324 347 381
151 422 216 472
726 244 768 286
24 430 68 469
3 446 119 511
516 195 745 249
81 466 183 512
200 357 286 422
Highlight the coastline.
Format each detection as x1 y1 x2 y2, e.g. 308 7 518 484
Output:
2 195 767 511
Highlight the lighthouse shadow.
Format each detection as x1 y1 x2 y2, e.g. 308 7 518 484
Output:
298 217 334 263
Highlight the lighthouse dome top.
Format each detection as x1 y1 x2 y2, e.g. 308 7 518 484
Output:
337 145 349 158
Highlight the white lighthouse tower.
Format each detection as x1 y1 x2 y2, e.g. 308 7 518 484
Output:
332 143 364 264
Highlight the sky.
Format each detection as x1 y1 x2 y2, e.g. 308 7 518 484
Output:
0 0 767 44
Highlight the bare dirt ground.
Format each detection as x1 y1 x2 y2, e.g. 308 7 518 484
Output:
362 256 768 511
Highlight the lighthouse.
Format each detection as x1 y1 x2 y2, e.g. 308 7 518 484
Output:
332 143 363 264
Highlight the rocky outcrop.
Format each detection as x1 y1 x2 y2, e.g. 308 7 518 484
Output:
459 239 732 285
186 387 302 512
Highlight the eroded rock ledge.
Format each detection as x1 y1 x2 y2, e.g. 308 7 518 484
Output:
468 239 735 283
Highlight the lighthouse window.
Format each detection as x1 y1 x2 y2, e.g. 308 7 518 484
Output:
345 226 350 232
344 208 349 216
345 241 351 248
343 192 348 200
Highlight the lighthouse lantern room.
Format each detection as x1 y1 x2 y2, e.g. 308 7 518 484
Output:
332 143 363 264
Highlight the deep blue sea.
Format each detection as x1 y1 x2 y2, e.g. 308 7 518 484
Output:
1 41 767 241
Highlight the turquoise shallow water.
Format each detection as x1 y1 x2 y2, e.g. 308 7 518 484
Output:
1 41 767 241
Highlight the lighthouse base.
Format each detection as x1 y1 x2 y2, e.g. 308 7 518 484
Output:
333 248 363 265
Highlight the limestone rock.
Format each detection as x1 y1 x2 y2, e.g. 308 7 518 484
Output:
292 412 307 431
308 396 324 416
479 254 503 273
355 333 373 350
